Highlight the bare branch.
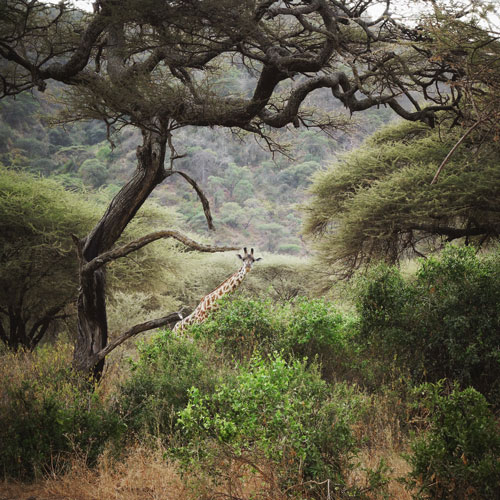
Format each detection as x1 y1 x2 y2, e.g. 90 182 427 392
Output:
171 170 215 230
92 310 184 364
431 118 485 184
84 230 239 273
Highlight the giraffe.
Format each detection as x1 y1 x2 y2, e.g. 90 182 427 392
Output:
173 247 261 333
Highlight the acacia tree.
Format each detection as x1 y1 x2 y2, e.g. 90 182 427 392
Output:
0 0 459 378
418 1 500 183
0 168 98 351
303 118 500 277
303 2 500 277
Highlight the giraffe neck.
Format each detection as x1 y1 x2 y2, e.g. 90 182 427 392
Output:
173 264 250 333
210 264 249 297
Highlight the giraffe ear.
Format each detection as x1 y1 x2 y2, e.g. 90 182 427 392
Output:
255 257 262 261
237 254 243 260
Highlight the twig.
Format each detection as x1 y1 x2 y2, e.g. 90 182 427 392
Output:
431 118 484 184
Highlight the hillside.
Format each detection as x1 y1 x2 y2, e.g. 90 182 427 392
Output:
0 84 395 254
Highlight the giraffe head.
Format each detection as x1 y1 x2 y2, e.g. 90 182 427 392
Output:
237 247 262 272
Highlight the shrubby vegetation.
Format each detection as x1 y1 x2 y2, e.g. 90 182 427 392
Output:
0 161 318 352
406 382 500 500
1 245 499 499
0 344 124 480
355 246 500 405
176 355 364 497
117 332 220 440
188 296 351 380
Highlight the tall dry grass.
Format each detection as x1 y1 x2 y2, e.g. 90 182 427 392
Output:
0 441 414 500
1 447 186 500
0 446 287 500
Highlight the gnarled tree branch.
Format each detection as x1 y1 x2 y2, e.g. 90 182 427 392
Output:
91 310 185 365
84 230 239 274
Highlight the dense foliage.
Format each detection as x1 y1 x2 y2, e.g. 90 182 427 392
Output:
189 296 351 380
0 167 98 349
1 247 499 498
0 345 124 480
304 119 500 276
355 246 500 404
176 354 362 496
407 382 500 500
0 165 188 348
118 332 219 440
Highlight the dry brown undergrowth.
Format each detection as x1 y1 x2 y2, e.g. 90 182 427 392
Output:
0 446 280 500
0 446 413 500
0 447 186 500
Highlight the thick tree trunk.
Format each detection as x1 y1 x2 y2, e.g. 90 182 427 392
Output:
72 126 168 379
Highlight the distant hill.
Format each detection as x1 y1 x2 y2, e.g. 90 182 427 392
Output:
0 80 395 254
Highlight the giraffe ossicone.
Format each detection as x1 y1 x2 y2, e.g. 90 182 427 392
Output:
173 247 261 333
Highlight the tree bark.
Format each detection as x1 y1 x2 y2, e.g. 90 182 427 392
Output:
72 125 168 380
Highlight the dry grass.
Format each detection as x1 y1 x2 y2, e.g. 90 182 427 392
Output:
347 448 413 500
0 446 285 500
0 446 414 500
1 447 187 500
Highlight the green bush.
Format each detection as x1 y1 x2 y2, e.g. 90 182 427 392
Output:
282 297 350 380
406 382 500 500
189 297 281 360
176 353 362 495
355 246 500 404
0 345 124 480
189 297 351 379
117 330 219 440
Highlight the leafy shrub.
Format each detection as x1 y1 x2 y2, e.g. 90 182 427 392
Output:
190 297 351 379
282 297 350 380
406 382 500 500
176 354 363 496
355 246 500 404
78 158 108 188
413 246 500 399
189 297 281 360
0 344 124 480
117 330 219 440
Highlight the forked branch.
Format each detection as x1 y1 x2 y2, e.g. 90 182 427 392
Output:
83 230 239 273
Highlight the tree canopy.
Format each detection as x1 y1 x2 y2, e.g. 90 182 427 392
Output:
0 166 98 349
303 118 500 275
1 0 459 131
303 4 500 276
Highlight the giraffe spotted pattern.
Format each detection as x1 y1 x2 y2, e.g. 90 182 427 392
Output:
173 247 261 333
